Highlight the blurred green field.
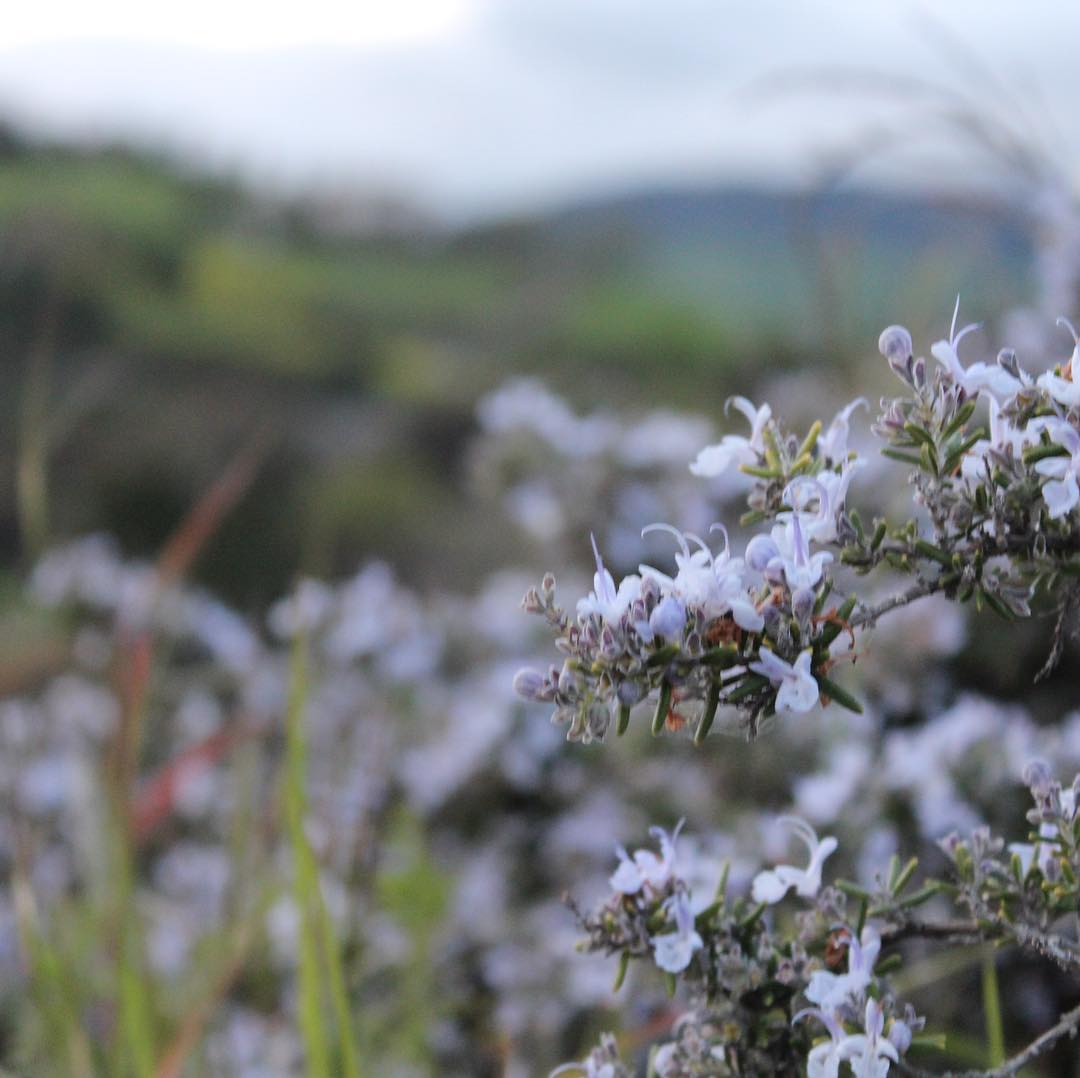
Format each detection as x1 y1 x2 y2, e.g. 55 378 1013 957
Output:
0 131 1035 601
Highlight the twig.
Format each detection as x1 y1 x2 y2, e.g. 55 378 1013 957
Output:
900 999 1080 1077
850 579 942 630
881 919 986 945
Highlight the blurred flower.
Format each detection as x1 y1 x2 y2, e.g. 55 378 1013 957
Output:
749 648 818 714
1036 317 1080 407
752 816 836 903
838 1000 899 1077
819 398 868 464
931 297 1020 399
577 534 641 623
610 820 684 895
806 925 881 1011
689 396 771 477
651 891 703 974
1035 418 1080 518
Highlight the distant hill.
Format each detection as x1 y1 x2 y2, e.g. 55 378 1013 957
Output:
0 134 1037 598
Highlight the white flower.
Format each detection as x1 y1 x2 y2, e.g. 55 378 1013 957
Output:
1036 317 1080 408
749 647 819 714
1035 418 1080 519
887 1019 913 1055
930 297 1021 400
806 925 881 1011
794 1006 846 1078
961 397 1045 482
639 525 763 631
651 890 704 974
689 397 771 477
773 514 833 591
819 398 867 464
648 595 687 642
751 816 837 904
786 467 862 545
610 820 684 895
652 1044 678 1075
577 534 642 622
838 1000 899 1077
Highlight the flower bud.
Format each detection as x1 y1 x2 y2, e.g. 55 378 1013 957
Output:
1023 759 1053 793
745 534 779 573
649 596 686 642
791 587 815 625
558 660 578 696
888 1020 913 1054
911 355 926 390
878 325 914 382
878 325 913 364
762 604 783 637
513 668 546 700
522 588 544 614
997 348 1021 379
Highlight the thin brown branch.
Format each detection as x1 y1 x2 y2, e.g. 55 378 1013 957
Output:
881 919 986 945
850 579 942 629
900 999 1080 1077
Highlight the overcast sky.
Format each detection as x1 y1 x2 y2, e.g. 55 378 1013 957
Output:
0 0 1076 221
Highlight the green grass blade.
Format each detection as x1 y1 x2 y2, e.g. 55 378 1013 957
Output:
284 633 335 1078
982 952 1005 1067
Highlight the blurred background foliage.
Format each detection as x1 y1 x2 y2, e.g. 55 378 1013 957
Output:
2 21 1080 1069
0 123 1034 604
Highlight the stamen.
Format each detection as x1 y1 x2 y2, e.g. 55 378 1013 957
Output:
641 522 690 559
708 522 730 554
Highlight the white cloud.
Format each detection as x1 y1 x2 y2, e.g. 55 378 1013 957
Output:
0 0 1076 219
0 0 474 50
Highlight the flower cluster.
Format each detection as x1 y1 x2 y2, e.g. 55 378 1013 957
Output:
514 392 870 742
562 817 923 1076
518 304 1080 749
940 761 1080 965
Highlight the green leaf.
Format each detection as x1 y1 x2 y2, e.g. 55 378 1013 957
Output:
612 950 631 993
881 447 924 467
651 680 673 736
817 673 863 714
941 399 977 441
724 672 770 705
694 680 722 746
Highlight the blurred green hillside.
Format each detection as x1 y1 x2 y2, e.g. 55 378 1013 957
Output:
0 129 1034 602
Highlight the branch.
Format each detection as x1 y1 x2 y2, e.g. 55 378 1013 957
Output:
881 919 986 945
881 918 1080 970
900 999 1080 1077
850 578 942 630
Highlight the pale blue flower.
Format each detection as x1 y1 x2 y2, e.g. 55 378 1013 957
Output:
1035 418 1080 519
819 398 867 463
651 890 704 974
837 1000 899 1077
648 595 687 641
689 396 771 477
610 819 684 895
806 925 881 1011
1036 317 1080 408
931 297 1021 399
961 397 1045 481
639 524 763 631
751 816 837 903
794 1006 846 1078
749 647 819 714
786 468 861 545
757 514 832 592
577 533 642 622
